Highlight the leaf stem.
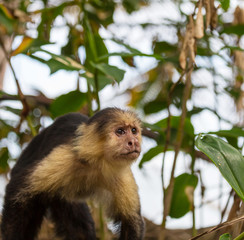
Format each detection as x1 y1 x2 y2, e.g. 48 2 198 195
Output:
234 231 244 240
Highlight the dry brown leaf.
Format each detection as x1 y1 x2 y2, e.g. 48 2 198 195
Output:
234 50 244 71
195 0 204 39
204 0 211 28
210 0 218 29
179 16 195 69
187 16 195 64
179 50 186 69
233 6 244 25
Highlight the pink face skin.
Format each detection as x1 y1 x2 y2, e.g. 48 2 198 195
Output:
114 125 141 160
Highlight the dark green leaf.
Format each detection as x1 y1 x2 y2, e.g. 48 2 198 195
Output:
153 41 177 55
196 135 244 201
209 127 244 149
50 91 87 118
219 233 232 240
209 127 244 138
84 17 97 69
0 148 9 173
139 145 164 168
94 33 109 63
122 0 140 13
144 99 167 114
91 62 125 83
221 25 244 36
2 106 21 116
169 173 198 218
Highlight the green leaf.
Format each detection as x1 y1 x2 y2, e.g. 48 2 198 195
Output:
209 127 244 149
101 38 165 61
221 25 244 36
144 99 167 114
153 41 177 55
209 127 244 138
91 62 125 84
219 233 232 240
169 173 198 218
83 17 97 71
0 148 9 173
28 48 85 74
196 135 244 201
155 116 195 138
139 145 164 168
219 0 230 11
50 91 87 118
122 0 140 13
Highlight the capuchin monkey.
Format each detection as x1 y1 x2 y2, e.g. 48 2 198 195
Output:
1 108 144 240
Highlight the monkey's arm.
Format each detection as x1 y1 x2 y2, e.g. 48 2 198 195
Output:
108 171 144 240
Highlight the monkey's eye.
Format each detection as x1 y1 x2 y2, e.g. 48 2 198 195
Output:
116 128 125 135
131 128 137 134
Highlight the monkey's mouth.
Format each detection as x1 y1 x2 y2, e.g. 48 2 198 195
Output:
121 150 140 157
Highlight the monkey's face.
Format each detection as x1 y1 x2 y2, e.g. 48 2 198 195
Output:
105 124 141 162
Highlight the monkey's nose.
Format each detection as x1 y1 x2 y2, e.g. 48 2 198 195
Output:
127 138 138 148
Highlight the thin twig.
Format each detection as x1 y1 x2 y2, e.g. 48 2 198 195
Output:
190 216 244 240
162 66 193 230
0 37 29 117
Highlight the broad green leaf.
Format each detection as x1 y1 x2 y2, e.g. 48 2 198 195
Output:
169 173 198 218
209 128 244 138
196 135 244 201
209 127 244 149
94 33 109 64
28 48 85 74
139 145 165 168
219 0 230 11
83 17 97 71
153 41 177 55
82 73 115 91
144 99 167 114
91 62 125 84
219 233 232 240
50 91 87 118
221 25 244 36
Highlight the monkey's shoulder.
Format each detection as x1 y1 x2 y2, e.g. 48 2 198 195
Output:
12 113 88 174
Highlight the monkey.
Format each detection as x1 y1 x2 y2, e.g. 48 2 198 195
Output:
1 107 144 240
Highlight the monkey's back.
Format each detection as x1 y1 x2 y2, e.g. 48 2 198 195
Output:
11 113 88 176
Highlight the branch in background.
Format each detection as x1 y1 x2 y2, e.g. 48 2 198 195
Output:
0 93 52 107
0 37 30 130
190 216 244 240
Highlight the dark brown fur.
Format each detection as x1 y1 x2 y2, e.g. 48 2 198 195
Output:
1 108 144 240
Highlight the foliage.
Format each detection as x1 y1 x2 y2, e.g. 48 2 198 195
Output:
1 0 244 239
